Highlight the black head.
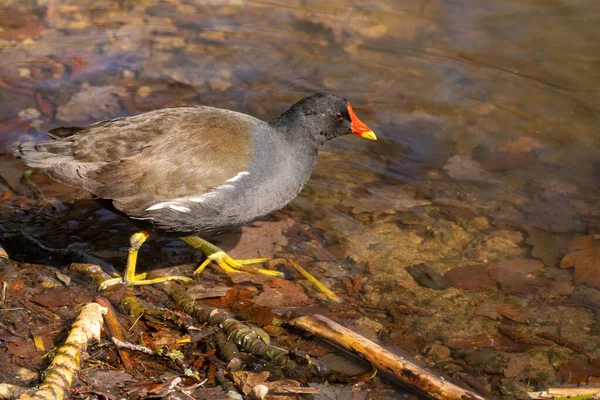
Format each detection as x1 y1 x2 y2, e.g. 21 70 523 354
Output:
271 93 376 144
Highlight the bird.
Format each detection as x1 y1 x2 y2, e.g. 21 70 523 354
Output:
14 93 376 289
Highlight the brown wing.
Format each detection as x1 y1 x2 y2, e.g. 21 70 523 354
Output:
39 107 257 214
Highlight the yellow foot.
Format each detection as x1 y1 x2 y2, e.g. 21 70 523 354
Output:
98 231 192 290
180 236 284 278
99 273 193 291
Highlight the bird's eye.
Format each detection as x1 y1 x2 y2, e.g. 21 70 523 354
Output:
334 112 343 121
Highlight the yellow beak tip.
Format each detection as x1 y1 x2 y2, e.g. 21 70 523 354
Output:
360 131 377 140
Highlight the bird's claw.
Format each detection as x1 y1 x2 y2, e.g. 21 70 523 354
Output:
193 251 282 277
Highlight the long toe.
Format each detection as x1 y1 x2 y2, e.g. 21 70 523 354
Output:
99 274 192 290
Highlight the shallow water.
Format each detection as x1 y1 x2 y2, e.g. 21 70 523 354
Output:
1 0 599 398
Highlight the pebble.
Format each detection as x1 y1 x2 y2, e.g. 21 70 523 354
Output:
18 108 41 119
470 216 490 230
137 86 152 97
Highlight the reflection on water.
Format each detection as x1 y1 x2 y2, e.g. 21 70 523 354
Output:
0 0 599 398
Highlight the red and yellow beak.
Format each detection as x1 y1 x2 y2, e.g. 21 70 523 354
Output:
348 102 377 140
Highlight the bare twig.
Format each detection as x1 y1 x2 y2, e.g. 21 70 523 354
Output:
95 297 135 371
289 314 485 400
112 337 154 355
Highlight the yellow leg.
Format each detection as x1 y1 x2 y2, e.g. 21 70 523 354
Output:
180 236 284 277
99 231 192 290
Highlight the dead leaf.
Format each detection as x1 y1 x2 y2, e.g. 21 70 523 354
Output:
472 136 543 171
215 217 298 260
443 154 488 181
56 85 127 122
474 300 499 320
488 259 544 294
444 265 496 291
497 303 528 323
560 235 600 289
231 371 270 395
503 355 530 378
254 279 310 308
80 369 137 399
150 328 189 348
557 359 598 384
6 337 42 359
525 226 565 267
30 286 80 308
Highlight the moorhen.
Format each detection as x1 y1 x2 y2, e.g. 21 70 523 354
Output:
15 93 376 289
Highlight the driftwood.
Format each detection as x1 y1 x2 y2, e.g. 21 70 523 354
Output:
0 302 107 400
289 314 486 400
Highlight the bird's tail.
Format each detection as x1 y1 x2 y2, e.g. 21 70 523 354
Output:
14 140 75 169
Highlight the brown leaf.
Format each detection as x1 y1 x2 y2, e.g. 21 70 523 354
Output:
444 265 496 291
488 259 543 294
560 235 600 289
56 85 127 122
474 300 499 320
6 337 41 359
150 328 189 348
525 226 564 267
254 279 310 308
443 154 489 181
472 136 543 171
557 359 598 384
497 303 528 323
215 217 298 260
231 371 270 395
30 286 79 308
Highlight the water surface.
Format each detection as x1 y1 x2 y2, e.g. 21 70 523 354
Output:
1 1 599 398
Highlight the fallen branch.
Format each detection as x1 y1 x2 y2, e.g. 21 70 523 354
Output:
289 314 485 400
16 302 107 400
162 281 326 380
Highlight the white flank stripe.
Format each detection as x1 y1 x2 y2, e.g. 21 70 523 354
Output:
225 171 250 183
146 201 191 212
189 171 248 203
146 202 171 211
169 204 191 212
